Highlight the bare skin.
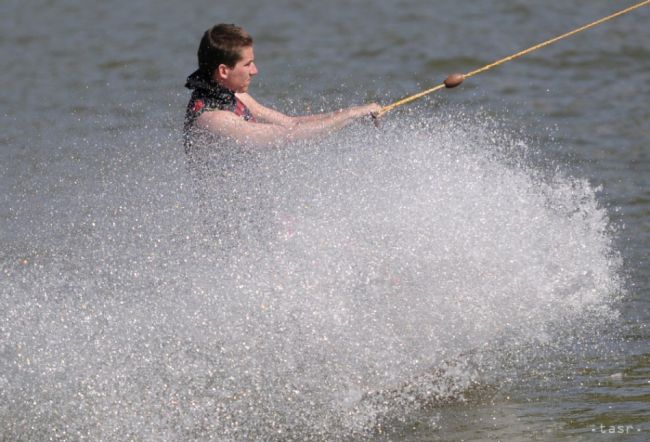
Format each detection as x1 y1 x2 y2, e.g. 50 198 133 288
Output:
194 46 381 147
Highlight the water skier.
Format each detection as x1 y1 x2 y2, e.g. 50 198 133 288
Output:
183 23 380 151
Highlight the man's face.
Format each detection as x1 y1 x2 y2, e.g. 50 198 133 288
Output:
217 46 258 93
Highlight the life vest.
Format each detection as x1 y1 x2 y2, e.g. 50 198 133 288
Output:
183 70 255 151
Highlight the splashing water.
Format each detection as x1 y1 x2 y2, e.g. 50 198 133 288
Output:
0 110 623 439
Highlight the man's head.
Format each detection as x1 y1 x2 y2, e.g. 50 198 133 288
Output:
198 23 258 93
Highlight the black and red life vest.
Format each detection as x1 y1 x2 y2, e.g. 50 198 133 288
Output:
183 70 255 151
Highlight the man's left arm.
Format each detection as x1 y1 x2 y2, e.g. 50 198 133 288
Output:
238 93 378 128
236 93 295 126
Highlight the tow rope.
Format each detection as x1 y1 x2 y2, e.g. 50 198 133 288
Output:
375 0 650 117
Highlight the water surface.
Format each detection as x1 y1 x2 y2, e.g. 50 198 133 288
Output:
1 0 649 440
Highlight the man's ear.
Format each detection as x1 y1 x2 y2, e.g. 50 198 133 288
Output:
216 64 229 81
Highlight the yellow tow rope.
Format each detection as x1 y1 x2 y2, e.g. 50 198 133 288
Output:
375 0 650 118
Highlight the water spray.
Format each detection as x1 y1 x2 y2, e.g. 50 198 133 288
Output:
374 0 650 118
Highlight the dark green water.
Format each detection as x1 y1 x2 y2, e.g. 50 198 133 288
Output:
1 1 648 440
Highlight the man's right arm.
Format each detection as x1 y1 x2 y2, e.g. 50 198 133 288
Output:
195 103 380 148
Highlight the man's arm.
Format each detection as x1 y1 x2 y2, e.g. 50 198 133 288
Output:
236 93 295 126
237 92 381 128
195 100 380 147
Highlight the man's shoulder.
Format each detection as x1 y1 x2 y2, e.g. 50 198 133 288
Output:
195 108 239 122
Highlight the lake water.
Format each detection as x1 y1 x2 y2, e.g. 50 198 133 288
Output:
1 0 649 440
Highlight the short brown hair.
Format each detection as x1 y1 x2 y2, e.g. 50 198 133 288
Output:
197 24 253 76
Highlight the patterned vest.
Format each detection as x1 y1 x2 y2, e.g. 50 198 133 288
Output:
183 70 255 152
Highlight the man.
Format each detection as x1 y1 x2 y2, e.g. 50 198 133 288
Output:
183 24 381 247
183 23 381 151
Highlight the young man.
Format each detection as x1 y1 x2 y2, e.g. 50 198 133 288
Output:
183 23 381 151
